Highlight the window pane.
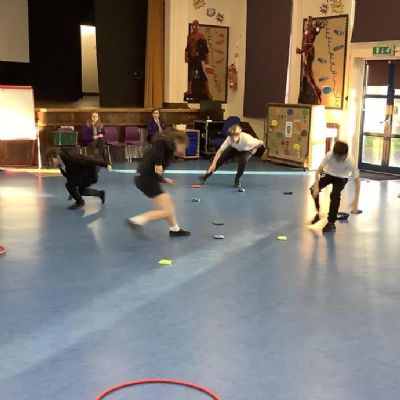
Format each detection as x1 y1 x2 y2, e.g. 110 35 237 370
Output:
392 99 400 135
389 138 400 167
361 135 383 165
366 86 388 95
394 61 400 96
363 98 387 134
366 61 389 95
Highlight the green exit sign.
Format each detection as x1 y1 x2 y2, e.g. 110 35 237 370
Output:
372 46 393 55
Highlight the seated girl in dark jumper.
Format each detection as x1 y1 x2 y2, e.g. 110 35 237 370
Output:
128 128 191 237
146 108 166 143
81 111 109 163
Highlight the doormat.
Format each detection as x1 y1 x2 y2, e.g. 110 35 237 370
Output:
360 171 400 181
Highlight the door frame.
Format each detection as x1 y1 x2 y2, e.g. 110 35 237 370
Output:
358 59 400 174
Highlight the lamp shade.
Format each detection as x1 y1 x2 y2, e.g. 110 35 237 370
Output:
0 86 36 140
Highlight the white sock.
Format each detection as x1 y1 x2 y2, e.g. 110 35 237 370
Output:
129 215 148 225
169 224 180 232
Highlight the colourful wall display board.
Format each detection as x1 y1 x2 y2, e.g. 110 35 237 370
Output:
266 103 312 167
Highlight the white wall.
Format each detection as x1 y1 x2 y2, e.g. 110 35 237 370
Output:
289 0 400 165
164 0 267 138
164 0 189 104
0 0 29 62
288 0 355 147
166 0 393 147
80 25 100 94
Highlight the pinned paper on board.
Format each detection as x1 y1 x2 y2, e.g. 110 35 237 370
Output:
285 121 293 138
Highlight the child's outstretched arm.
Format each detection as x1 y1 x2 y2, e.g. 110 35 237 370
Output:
207 137 229 173
312 165 323 198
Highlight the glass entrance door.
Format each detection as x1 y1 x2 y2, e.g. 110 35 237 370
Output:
359 60 400 173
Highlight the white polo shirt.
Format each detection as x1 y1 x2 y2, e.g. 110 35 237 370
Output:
320 151 360 179
219 132 263 153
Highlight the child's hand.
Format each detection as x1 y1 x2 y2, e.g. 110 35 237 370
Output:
350 201 362 214
312 185 319 198
155 165 163 175
164 178 175 185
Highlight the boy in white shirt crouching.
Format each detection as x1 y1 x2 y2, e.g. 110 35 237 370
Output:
311 141 360 233
199 124 264 188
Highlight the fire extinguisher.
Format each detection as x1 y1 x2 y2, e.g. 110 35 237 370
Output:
228 63 238 89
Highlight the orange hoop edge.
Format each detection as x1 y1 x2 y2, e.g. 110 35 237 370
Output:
95 378 221 400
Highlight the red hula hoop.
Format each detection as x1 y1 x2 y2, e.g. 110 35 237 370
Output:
95 378 221 400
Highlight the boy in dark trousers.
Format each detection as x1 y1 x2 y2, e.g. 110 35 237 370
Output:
199 124 264 188
311 141 360 233
47 148 112 210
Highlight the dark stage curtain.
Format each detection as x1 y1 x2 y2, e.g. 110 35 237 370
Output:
352 0 400 42
95 0 147 107
144 0 164 108
28 0 82 101
244 0 292 118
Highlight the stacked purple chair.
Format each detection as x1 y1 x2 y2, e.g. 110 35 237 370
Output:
124 126 147 162
104 126 124 163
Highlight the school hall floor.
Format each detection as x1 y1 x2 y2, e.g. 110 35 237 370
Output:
0 159 399 400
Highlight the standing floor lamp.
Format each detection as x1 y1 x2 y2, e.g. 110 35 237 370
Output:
0 85 39 167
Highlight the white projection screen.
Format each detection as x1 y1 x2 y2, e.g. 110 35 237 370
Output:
0 0 29 62
0 86 36 140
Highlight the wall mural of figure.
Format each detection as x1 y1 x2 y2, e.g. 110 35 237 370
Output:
184 20 214 102
296 16 324 105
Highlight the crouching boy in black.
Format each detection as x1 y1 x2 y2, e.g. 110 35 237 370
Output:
47 148 112 210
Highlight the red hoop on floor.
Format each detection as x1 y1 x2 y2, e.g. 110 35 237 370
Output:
0 245 6 255
95 378 221 400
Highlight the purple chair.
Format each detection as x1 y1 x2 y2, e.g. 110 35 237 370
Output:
104 126 124 163
124 126 147 162
104 127 121 145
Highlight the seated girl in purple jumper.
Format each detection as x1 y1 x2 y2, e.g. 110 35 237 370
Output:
147 108 166 143
81 111 109 163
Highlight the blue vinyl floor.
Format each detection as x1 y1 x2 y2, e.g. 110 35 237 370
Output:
0 159 399 400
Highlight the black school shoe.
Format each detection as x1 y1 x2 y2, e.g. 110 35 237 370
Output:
322 222 336 233
198 175 207 184
68 200 85 210
169 229 191 237
311 213 320 224
234 179 241 188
